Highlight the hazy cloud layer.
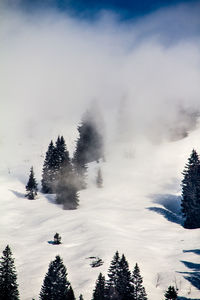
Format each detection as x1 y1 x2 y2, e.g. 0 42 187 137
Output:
1 2 200 158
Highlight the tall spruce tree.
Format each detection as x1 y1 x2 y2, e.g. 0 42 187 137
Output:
0 245 20 300
131 263 147 300
164 286 178 300
39 255 71 300
181 149 200 228
73 110 104 190
25 166 38 200
55 145 79 209
92 273 106 300
41 140 55 193
106 251 120 299
115 254 132 300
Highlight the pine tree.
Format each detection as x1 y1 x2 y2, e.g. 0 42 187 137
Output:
25 166 38 200
41 140 55 193
164 286 178 300
0 245 20 300
79 295 84 300
96 168 103 188
106 251 120 299
115 254 132 300
131 263 147 300
181 149 200 228
56 153 79 209
39 255 71 300
54 233 61 244
67 285 76 300
92 273 106 300
73 110 104 190
54 136 79 209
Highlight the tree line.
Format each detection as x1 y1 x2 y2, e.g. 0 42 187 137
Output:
25 110 104 209
0 245 178 300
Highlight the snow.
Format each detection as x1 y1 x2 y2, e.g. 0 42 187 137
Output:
1 129 200 300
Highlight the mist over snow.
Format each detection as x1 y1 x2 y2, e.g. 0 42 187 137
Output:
1 1 200 300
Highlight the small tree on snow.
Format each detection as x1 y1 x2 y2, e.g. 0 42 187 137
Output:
96 168 103 188
54 233 61 245
25 166 38 200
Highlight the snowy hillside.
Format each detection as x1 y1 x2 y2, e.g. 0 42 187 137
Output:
1 126 200 299
1 1 200 299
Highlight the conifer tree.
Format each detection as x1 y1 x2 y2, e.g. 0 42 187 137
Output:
25 166 38 200
164 286 178 300
181 149 200 228
96 168 103 188
92 273 106 300
79 295 84 300
73 110 104 190
0 245 20 300
115 254 132 300
67 285 76 300
106 251 120 296
41 140 55 193
55 151 79 209
39 255 71 300
54 233 61 244
131 263 147 300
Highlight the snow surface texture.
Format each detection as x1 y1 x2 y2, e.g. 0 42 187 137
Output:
1 128 200 300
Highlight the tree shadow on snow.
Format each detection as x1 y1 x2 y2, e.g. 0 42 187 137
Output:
183 249 200 256
178 258 200 291
147 194 183 226
9 189 25 198
178 297 199 300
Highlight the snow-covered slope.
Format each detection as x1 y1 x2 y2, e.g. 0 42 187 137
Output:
1 127 200 300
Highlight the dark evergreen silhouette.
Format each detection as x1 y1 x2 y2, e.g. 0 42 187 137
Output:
92 273 106 300
25 166 38 200
54 233 61 244
41 136 79 210
131 263 147 300
106 251 120 299
79 295 84 300
39 255 71 300
96 168 103 188
67 285 76 300
164 286 178 300
0 245 20 300
73 110 104 190
41 140 56 193
55 154 79 209
53 136 79 209
115 254 132 300
181 149 200 228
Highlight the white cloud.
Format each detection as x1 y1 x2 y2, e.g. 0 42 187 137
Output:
1 2 200 159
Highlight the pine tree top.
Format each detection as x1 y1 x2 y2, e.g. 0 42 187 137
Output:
165 286 178 300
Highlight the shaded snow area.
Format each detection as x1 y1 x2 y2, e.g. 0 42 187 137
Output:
1 128 200 300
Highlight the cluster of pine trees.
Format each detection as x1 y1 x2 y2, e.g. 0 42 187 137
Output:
25 110 104 209
92 251 147 300
0 246 178 300
181 149 200 229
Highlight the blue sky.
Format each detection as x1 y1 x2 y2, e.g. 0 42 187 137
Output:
7 0 200 19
